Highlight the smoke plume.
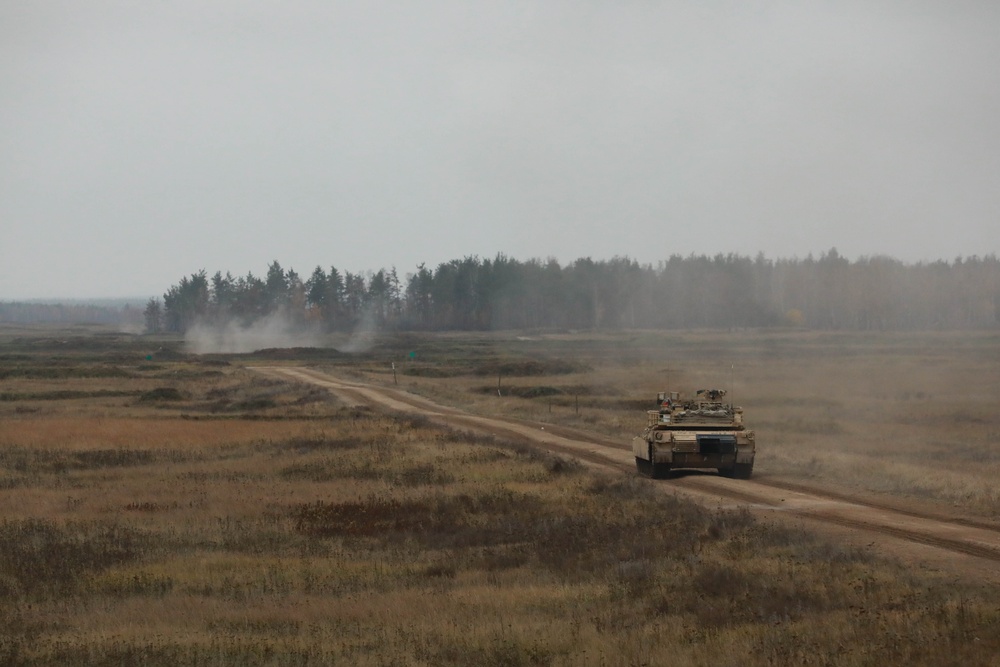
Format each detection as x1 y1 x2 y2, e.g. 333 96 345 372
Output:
184 311 324 354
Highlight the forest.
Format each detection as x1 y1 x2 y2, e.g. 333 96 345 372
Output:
147 250 1000 334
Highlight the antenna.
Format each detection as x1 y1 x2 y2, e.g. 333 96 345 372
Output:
730 363 735 408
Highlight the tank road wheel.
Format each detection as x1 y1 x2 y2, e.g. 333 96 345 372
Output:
635 457 652 477
648 445 668 479
654 463 673 479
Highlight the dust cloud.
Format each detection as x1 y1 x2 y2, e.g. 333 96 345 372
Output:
336 306 378 354
184 307 382 355
184 311 324 355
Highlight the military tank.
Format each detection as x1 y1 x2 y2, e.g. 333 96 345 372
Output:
632 389 755 479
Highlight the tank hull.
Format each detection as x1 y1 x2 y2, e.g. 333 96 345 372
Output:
633 392 756 479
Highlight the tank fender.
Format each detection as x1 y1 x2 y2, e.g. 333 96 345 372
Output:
632 436 650 460
632 434 673 464
736 431 756 464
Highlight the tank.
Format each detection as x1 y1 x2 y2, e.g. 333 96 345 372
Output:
632 389 755 479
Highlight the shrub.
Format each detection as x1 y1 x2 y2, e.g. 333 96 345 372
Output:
137 387 185 402
0 520 147 598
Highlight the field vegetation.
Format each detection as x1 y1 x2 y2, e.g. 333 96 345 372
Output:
343 329 1000 518
1 326 999 664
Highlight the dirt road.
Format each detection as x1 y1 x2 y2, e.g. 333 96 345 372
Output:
251 365 1000 582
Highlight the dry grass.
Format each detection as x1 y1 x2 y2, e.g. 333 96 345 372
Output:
2 326 1000 665
346 330 1000 517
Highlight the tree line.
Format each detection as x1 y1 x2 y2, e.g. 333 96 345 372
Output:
145 250 1000 334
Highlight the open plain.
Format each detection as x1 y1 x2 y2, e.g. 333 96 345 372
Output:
1 325 999 665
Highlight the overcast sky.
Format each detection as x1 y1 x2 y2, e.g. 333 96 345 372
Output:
2 1 999 299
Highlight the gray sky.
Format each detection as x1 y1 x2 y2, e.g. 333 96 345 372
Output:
3 1 999 299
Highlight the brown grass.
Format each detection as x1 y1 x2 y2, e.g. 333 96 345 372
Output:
1 326 1000 664
350 330 1000 517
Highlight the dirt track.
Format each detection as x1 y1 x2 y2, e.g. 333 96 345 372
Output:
251 365 1000 582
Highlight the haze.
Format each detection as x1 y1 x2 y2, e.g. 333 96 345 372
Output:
3 1 999 299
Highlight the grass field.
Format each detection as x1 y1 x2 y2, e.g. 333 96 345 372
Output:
1 325 999 665
340 329 1000 517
